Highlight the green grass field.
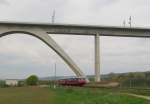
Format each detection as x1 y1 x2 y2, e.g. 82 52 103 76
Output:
0 87 150 104
0 87 55 104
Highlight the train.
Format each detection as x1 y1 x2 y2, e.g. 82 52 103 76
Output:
58 77 87 86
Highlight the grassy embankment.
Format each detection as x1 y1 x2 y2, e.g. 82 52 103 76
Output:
120 88 150 96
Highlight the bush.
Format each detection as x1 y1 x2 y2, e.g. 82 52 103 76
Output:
0 80 6 88
18 81 25 87
26 75 39 86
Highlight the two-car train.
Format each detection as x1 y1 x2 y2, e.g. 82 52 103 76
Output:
58 78 87 86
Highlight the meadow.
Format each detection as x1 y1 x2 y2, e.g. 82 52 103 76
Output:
0 87 149 104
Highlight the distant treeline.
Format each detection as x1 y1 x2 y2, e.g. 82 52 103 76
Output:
104 71 150 87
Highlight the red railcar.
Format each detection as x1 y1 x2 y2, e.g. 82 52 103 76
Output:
58 78 87 86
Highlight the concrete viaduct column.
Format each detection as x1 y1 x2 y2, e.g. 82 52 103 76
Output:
95 33 100 82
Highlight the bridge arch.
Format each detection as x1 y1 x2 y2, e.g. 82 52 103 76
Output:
0 31 87 81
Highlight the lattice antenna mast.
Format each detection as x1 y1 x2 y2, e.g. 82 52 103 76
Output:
128 16 132 28
123 20 126 27
52 10 55 24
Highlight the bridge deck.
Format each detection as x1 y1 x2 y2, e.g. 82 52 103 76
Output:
0 21 150 37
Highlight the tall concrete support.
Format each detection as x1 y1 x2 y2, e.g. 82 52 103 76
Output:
95 33 100 82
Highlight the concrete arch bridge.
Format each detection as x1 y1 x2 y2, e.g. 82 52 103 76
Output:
0 22 150 82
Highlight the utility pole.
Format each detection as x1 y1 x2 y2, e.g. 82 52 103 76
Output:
54 62 56 81
53 62 56 89
51 10 56 88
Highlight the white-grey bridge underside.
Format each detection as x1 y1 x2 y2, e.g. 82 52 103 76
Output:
0 22 150 37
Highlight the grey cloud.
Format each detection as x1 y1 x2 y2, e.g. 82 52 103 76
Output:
0 0 9 5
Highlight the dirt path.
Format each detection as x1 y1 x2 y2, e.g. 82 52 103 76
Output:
123 93 150 101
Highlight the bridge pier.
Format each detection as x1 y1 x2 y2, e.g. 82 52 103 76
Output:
95 33 100 82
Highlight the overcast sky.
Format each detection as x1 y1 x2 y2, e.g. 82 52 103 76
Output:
0 0 150 79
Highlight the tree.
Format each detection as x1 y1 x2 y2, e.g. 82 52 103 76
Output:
133 72 145 79
0 80 6 88
144 72 150 79
26 75 39 86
